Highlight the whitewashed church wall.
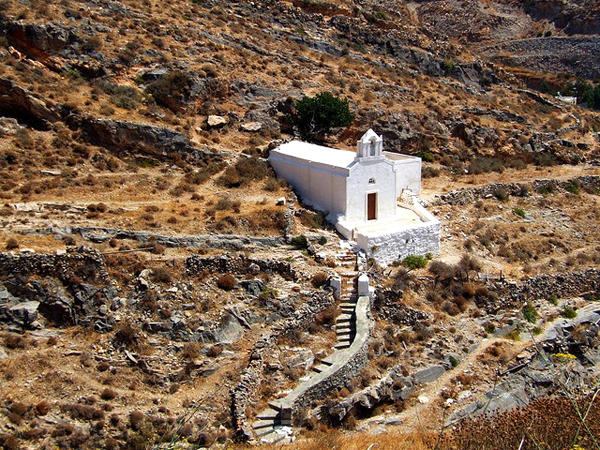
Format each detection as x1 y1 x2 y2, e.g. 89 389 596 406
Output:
346 159 397 225
269 152 347 217
387 155 422 195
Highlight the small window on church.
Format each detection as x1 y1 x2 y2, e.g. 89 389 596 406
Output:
368 178 376 184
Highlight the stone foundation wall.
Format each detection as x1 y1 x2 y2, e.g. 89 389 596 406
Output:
358 220 441 266
231 291 335 441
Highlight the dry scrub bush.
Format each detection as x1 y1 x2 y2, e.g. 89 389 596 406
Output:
180 342 202 360
439 393 600 450
217 273 237 290
5 237 19 250
311 272 329 288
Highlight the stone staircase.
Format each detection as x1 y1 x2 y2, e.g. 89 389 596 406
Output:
251 250 360 444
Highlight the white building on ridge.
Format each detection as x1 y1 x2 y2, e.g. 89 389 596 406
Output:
269 130 441 266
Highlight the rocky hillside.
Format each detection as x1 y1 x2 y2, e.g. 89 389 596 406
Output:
0 0 600 449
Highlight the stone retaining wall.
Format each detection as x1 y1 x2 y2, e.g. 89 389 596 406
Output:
34 226 285 250
231 291 335 441
0 249 107 281
487 268 600 311
185 253 297 281
432 175 600 206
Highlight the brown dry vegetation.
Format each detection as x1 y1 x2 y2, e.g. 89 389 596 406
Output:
0 0 599 448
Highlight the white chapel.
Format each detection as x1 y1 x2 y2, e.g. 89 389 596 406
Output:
269 130 440 265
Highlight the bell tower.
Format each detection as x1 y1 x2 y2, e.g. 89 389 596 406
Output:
356 129 383 160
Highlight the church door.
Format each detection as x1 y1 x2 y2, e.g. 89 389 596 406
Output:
367 193 377 220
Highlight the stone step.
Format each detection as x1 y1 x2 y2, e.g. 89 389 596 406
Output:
334 342 351 350
253 419 278 430
267 403 283 413
257 408 281 420
336 314 353 323
312 365 325 373
340 306 355 313
336 328 352 336
320 359 333 366
339 302 357 309
258 431 293 445
337 336 352 344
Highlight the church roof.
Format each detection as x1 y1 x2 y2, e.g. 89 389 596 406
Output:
273 140 356 169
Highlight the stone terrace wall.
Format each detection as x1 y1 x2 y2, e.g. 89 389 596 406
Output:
487 268 600 311
432 175 600 206
232 291 335 441
39 226 285 250
186 253 297 281
0 249 108 281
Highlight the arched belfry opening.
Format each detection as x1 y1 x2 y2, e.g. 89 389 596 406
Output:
356 129 383 160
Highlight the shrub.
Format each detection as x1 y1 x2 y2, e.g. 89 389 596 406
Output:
152 267 172 283
5 237 19 250
113 320 139 350
35 401 50 416
402 254 429 270
100 388 117 401
129 411 145 430
522 303 538 323
292 92 354 141
217 274 237 290
513 207 526 218
564 182 580 195
311 272 329 288
468 157 504 174
180 342 202 360
506 330 521 341
290 234 308 249
206 345 223 357
562 306 577 319
145 71 192 111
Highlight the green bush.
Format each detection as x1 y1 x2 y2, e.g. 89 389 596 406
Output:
417 151 434 162
522 303 538 323
290 235 308 249
402 254 429 270
561 306 577 319
513 207 526 218
564 182 580 195
292 92 354 141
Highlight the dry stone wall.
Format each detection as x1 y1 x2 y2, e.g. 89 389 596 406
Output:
186 253 297 281
432 175 600 206
487 268 600 312
0 249 107 281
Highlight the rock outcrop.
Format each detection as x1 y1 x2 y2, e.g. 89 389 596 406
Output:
0 77 60 129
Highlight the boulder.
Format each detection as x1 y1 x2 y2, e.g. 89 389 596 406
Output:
8 301 40 327
207 115 228 128
241 121 262 132
214 313 245 344
239 279 265 297
414 365 445 384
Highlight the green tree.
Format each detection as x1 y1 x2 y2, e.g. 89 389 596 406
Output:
293 92 354 141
